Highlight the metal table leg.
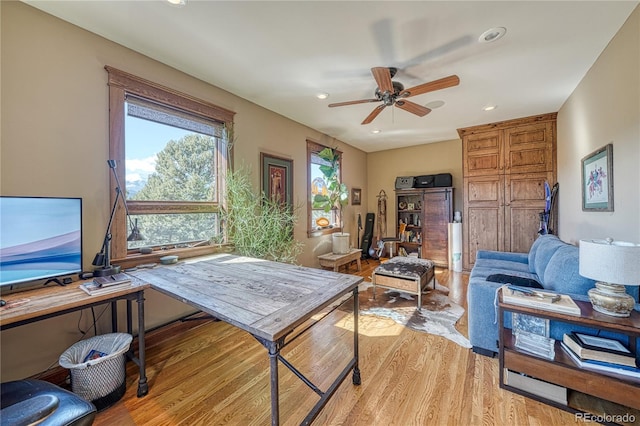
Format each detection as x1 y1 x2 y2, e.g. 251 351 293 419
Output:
136 291 148 397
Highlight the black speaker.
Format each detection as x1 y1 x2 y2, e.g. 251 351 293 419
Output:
360 213 375 258
434 173 453 187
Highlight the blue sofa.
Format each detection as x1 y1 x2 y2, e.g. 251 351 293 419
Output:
468 234 640 356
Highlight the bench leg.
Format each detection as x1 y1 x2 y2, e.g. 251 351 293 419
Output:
417 279 422 311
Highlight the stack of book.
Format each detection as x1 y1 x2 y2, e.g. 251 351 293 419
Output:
79 273 132 296
561 332 640 382
501 285 581 316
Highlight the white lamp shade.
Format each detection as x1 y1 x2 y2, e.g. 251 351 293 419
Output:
579 239 640 286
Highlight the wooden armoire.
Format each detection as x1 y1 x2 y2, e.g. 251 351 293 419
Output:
457 113 557 271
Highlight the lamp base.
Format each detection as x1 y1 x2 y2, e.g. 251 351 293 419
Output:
588 282 636 317
93 265 121 277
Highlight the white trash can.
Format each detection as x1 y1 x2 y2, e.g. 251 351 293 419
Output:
59 333 132 410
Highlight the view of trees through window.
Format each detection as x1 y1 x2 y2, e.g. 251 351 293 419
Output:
125 108 221 249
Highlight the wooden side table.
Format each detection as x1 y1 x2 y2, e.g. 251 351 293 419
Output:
498 288 640 413
318 248 362 272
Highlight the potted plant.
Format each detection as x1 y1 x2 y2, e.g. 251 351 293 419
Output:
312 147 350 253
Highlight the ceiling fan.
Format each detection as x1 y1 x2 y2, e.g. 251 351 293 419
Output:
328 67 460 125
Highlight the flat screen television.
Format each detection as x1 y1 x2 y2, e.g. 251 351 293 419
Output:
0 196 83 291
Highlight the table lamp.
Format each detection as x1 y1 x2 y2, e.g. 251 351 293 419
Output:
579 238 640 317
92 160 145 277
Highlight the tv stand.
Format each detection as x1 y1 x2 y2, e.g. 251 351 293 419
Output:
43 277 66 287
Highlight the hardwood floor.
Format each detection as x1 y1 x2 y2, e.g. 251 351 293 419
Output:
95 259 576 425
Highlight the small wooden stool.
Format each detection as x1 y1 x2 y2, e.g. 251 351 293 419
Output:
372 256 435 310
318 248 362 272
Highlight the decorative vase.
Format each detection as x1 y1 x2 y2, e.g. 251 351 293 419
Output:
332 233 350 254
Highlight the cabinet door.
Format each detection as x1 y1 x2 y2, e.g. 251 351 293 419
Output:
463 130 503 177
504 122 555 174
463 176 504 269
422 188 453 267
504 172 553 253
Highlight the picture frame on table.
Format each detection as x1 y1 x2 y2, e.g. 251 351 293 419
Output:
351 188 362 205
581 144 613 212
261 153 293 207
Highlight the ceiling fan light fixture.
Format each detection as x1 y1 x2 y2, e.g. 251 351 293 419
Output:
479 27 506 43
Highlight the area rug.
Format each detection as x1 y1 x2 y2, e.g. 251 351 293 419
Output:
354 281 471 348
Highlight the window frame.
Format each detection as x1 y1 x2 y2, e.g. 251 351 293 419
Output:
307 139 343 237
105 66 235 267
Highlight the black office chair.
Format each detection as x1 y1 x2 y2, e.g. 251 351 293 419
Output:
1 379 96 426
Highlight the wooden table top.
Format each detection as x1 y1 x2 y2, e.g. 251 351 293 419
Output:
0 278 149 328
128 254 363 341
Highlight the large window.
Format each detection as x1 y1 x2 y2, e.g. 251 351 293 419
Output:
106 67 234 265
307 140 342 237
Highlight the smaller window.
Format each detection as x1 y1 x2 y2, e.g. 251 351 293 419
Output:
307 140 342 237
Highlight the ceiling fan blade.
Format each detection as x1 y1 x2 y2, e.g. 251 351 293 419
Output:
361 104 386 125
371 67 394 93
395 100 431 117
399 75 460 98
328 99 380 108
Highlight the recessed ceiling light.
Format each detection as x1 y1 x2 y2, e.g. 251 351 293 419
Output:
425 100 445 109
371 129 381 134
479 27 506 43
167 0 186 6
483 105 497 111
316 93 329 100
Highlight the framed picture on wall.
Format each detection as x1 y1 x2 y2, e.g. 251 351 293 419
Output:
581 143 613 211
351 188 362 205
261 153 293 207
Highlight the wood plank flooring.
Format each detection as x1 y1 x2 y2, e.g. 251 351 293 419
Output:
95 259 577 425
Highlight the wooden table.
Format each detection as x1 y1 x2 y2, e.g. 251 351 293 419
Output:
128 253 363 426
0 278 150 398
318 248 362 272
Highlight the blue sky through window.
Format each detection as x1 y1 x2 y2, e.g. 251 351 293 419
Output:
125 114 192 195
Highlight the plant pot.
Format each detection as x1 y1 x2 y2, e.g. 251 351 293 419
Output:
332 233 350 254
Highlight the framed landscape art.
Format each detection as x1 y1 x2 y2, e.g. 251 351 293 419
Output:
581 144 613 211
261 153 293 207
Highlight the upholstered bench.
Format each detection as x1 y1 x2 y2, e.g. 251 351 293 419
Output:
372 256 435 310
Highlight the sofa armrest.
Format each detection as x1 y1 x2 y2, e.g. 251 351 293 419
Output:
476 250 529 264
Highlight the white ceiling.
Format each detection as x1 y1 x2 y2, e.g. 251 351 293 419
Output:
25 1 638 153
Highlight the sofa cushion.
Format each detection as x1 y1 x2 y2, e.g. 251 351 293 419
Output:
528 234 551 273
543 245 595 293
471 258 532 276
470 265 539 282
532 235 568 280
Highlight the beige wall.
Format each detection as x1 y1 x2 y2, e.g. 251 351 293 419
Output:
0 2 366 380
366 139 463 238
556 5 639 245
2 0 638 382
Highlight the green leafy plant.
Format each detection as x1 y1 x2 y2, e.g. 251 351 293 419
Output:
223 165 302 263
312 147 348 232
